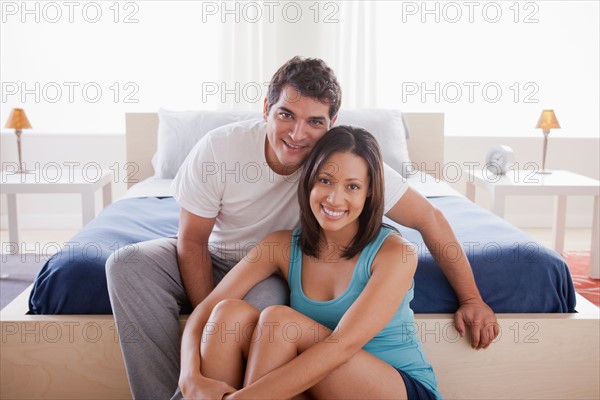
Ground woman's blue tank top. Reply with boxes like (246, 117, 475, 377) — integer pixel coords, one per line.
(288, 227, 441, 399)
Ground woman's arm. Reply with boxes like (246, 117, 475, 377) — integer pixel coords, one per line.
(229, 234, 417, 399)
(178, 231, 290, 398)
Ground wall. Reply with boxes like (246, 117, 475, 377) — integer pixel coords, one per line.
(2, 1, 598, 137)
(445, 136, 599, 228)
(1, 132, 597, 230)
(1, 1, 598, 233)
(0, 132, 126, 230)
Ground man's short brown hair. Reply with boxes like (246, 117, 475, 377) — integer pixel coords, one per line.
(267, 56, 342, 120)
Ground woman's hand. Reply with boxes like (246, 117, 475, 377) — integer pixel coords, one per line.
(180, 373, 236, 400)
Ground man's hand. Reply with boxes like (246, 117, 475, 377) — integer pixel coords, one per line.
(454, 298, 499, 349)
(180, 374, 236, 400)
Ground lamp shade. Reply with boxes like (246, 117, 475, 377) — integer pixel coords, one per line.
(4, 108, 32, 130)
(535, 109, 560, 132)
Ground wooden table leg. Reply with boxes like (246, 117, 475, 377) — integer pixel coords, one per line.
(6, 193, 19, 246)
(466, 182, 476, 202)
(102, 183, 113, 207)
(590, 196, 599, 279)
(552, 195, 567, 255)
(491, 191, 505, 218)
(81, 192, 95, 226)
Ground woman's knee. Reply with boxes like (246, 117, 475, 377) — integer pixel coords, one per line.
(204, 300, 260, 344)
(257, 306, 303, 339)
(259, 304, 296, 323)
(210, 299, 260, 324)
(258, 305, 331, 350)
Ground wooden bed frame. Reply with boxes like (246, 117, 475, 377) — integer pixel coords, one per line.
(1, 112, 598, 399)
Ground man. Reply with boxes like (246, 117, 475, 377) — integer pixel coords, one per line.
(107, 56, 497, 399)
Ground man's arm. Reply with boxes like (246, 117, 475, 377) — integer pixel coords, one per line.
(386, 187, 499, 349)
(177, 207, 217, 308)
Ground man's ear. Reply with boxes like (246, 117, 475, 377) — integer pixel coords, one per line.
(263, 98, 269, 121)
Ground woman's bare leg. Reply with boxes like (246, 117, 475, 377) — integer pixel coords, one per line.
(244, 305, 408, 399)
(200, 299, 259, 389)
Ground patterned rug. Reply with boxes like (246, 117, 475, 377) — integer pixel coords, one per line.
(563, 251, 600, 307)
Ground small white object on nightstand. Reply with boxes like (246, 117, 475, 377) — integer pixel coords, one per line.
(485, 145, 515, 175)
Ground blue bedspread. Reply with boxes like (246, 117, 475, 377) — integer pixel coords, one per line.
(29, 196, 576, 314)
(29, 197, 179, 314)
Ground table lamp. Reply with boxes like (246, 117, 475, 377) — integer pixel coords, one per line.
(4, 108, 33, 173)
(535, 109, 560, 174)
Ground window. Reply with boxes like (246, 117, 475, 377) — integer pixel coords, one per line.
(2, 1, 597, 138)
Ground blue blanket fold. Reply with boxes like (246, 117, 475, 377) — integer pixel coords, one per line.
(29, 197, 179, 314)
(29, 196, 576, 314)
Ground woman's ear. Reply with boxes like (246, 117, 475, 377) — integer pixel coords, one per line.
(330, 115, 338, 128)
(263, 98, 269, 121)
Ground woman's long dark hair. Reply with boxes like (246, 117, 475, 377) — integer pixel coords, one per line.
(297, 125, 385, 259)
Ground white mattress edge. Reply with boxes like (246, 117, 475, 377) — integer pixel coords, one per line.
(120, 177, 175, 200)
(120, 172, 462, 201)
(405, 171, 463, 198)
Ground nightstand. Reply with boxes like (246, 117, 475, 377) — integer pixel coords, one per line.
(465, 169, 600, 278)
(1, 169, 113, 247)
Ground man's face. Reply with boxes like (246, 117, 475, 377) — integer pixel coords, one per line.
(264, 86, 336, 175)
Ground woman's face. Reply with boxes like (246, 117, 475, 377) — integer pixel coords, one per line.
(309, 151, 370, 235)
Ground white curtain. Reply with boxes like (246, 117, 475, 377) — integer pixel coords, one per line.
(216, 1, 379, 111)
(4, 1, 595, 137)
(331, 1, 378, 109)
(218, 11, 266, 111)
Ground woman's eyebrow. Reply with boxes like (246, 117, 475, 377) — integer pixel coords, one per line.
(318, 171, 334, 177)
(345, 177, 365, 183)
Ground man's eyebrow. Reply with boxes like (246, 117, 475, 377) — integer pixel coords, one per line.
(307, 115, 328, 123)
(278, 106, 328, 121)
(277, 106, 295, 115)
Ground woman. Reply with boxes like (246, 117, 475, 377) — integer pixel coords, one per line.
(178, 126, 441, 400)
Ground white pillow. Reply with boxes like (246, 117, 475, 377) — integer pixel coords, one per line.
(153, 108, 261, 178)
(335, 109, 411, 176)
(152, 108, 411, 178)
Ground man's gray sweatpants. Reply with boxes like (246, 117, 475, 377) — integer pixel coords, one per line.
(105, 237, 290, 400)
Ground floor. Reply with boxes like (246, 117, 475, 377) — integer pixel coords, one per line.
(519, 228, 593, 251)
(0, 229, 82, 256)
(0, 227, 593, 254)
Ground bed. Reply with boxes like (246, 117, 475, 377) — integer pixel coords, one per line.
(1, 111, 598, 399)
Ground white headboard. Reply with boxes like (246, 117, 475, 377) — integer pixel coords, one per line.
(125, 112, 444, 187)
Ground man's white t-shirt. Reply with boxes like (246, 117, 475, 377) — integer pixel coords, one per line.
(173, 119, 408, 261)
